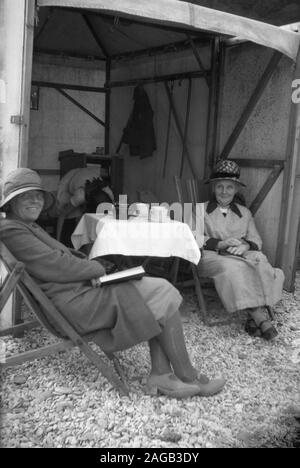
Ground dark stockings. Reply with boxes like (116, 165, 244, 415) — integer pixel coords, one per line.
(149, 311, 197, 382)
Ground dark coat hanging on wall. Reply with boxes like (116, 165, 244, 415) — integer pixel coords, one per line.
(122, 85, 156, 159)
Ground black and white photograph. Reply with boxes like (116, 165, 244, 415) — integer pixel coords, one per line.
(0, 0, 299, 451)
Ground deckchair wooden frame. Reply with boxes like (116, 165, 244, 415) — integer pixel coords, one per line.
(0, 240, 129, 396)
(173, 176, 275, 326)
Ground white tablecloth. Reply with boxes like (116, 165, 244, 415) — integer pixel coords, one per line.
(72, 214, 201, 265)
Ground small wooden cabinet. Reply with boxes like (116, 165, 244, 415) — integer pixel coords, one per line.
(58, 150, 124, 197)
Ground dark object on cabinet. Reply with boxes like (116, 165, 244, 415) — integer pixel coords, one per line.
(58, 150, 124, 197)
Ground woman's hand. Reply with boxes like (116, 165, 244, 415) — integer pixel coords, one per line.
(91, 278, 102, 288)
(217, 238, 242, 250)
(227, 243, 250, 256)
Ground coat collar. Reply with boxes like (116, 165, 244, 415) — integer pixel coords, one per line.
(206, 198, 243, 218)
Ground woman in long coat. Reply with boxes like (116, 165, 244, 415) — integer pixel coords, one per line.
(0, 168, 225, 399)
(198, 160, 284, 340)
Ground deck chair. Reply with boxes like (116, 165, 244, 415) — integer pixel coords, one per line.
(173, 175, 224, 325)
(0, 240, 129, 396)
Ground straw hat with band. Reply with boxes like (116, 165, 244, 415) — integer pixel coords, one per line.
(0, 168, 55, 211)
(205, 160, 246, 187)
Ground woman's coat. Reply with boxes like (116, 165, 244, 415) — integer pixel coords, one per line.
(198, 201, 284, 313)
(0, 219, 181, 352)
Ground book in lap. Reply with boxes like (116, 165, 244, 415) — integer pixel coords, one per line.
(99, 266, 145, 286)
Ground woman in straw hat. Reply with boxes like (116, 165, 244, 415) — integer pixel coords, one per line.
(198, 160, 284, 340)
(0, 168, 225, 398)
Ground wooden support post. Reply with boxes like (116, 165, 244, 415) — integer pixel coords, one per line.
(34, 47, 105, 61)
(105, 58, 111, 154)
(232, 158, 285, 168)
(204, 38, 222, 178)
(275, 47, 300, 291)
(162, 82, 174, 178)
(19, 0, 35, 167)
(220, 51, 282, 160)
(164, 82, 197, 178)
(56, 88, 105, 127)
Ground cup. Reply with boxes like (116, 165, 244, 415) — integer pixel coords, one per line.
(129, 203, 149, 218)
(150, 206, 169, 223)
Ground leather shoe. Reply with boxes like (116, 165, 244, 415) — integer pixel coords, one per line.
(193, 376, 226, 396)
(259, 320, 278, 340)
(146, 373, 201, 398)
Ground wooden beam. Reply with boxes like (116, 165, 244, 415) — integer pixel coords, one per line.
(164, 82, 197, 178)
(232, 158, 285, 168)
(108, 69, 209, 89)
(56, 88, 105, 127)
(220, 51, 282, 159)
(34, 47, 106, 62)
(32, 80, 106, 93)
(82, 13, 108, 57)
(111, 37, 210, 62)
(249, 165, 283, 215)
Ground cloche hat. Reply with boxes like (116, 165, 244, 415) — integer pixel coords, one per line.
(205, 160, 246, 187)
(0, 168, 55, 210)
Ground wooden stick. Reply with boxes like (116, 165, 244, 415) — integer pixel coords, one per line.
(57, 88, 105, 127)
(249, 165, 283, 215)
(0, 263, 24, 312)
(179, 78, 192, 177)
(32, 81, 106, 93)
(164, 82, 197, 178)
